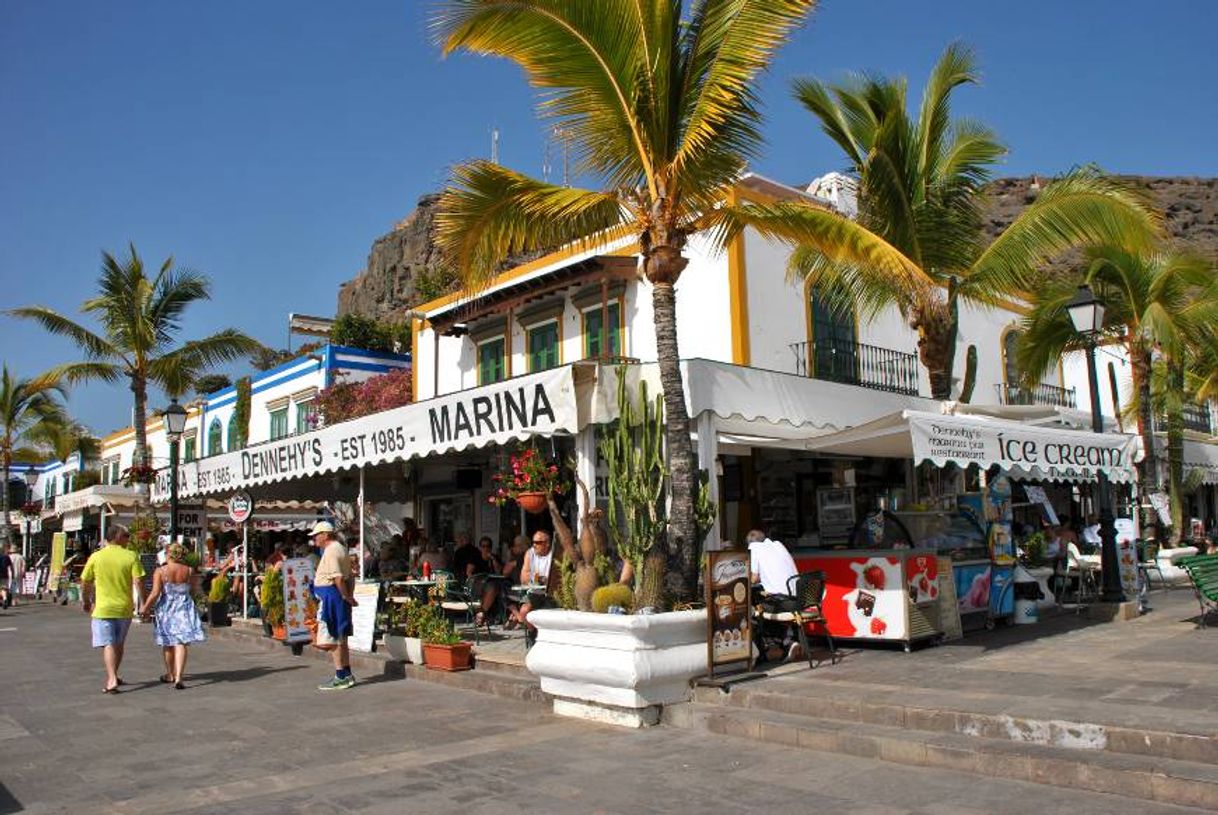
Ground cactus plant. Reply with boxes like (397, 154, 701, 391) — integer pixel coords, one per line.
(959, 344, 978, 403)
(591, 583, 635, 613)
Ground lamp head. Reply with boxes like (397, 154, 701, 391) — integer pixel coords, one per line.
(1066, 284, 1106, 338)
(162, 399, 188, 441)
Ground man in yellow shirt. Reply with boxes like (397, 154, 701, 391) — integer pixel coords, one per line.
(81, 525, 146, 694)
(309, 521, 358, 691)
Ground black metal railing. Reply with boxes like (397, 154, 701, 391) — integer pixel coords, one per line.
(1156, 403, 1214, 434)
(790, 337, 920, 396)
(995, 382, 1078, 409)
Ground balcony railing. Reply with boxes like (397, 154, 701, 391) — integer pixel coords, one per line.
(995, 382, 1078, 409)
(1156, 403, 1214, 435)
(790, 338, 920, 396)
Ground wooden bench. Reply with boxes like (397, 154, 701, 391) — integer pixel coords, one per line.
(1179, 554, 1218, 628)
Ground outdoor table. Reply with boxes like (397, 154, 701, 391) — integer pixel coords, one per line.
(393, 579, 437, 603)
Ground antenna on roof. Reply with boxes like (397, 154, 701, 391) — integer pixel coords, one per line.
(491, 127, 500, 165)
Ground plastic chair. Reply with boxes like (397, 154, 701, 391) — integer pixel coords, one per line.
(439, 573, 491, 644)
(1066, 542, 1098, 609)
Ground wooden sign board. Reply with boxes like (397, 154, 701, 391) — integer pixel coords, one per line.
(705, 550, 752, 677)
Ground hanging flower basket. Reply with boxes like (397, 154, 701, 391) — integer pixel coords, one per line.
(488, 445, 569, 512)
(516, 492, 549, 514)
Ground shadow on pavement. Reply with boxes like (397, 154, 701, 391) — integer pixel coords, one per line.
(0, 782, 20, 815)
(186, 664, 307, 686)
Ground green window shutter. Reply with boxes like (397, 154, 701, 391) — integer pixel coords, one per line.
(528, 322, 559, 372)
(478, 338, 505, 385)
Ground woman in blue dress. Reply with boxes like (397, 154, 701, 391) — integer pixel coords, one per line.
(139, 542, 206, 689)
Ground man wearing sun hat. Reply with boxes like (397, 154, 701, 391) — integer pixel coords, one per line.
(309, 520, 358, 690)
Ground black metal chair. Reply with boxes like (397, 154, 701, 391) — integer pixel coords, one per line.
(755, 571, 838, 669)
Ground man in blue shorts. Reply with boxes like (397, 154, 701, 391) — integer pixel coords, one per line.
(81, 525, 146, 694)
(309, 521, 358, 690)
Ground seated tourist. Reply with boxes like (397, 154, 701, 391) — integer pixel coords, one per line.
(451, 532, 487, 578)
(512, 530, 555, 634)
(747, 529, 798, 597)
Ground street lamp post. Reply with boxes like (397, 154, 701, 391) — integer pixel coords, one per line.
(22, 468, 37, 561)
(1066, 284, 1125, 603)
(162, 399, 188, 543)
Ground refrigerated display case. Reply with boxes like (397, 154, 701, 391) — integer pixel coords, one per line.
(792, 549, 942, 651)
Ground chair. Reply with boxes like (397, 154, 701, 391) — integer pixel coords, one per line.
(439, 573, 492, 644)
(1065, 542, 1098, 609)
(1138, 540, 1165, 590)
(755, 572, 838, 669)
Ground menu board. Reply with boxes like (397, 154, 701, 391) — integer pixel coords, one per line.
(705, 550, 751, 675)
(349, 581, 381, 653)
(281, 557, 315, 644)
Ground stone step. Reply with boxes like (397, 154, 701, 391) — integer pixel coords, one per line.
(665, 702, 1218, 811)
(471, 651, 532, 681)
(404, 663, 546, 704)
(693, 683, 1218, 766)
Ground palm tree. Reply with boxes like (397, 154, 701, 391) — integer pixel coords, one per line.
(730, 43, 1162, 399)
(1017, 248, 1216, 539)
(0, 367, 68, 547)
(10, 245, 259, 483)
(431, 0, 817, 599)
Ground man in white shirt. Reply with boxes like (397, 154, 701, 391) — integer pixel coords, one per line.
(747, 530, 799, 597)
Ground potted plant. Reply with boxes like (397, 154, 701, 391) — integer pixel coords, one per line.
(488, 445, 569, 515)
(261, 567, 285, 640)
(525, 371, 715, 725)
(383, 598, 426, 663)
(208, 574, 231, 628)
(419, 607, 471, 671)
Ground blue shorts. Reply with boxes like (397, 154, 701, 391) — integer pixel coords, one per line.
(314, 585, 352, 644)
(91, 618, 132, 648)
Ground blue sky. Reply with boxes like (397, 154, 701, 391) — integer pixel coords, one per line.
(2, 1, 1215, 436)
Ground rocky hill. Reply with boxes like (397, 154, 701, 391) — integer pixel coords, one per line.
(337, 176, 1218, 320)
(336, 193, 447, 321)
(984, 176, 1218, 255)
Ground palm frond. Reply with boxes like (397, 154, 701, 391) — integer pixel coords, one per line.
(791, 76, 865, 166)
(45, 361, 125, 386)
(725, 199, 933, 320)
(147, 331, 261, 393)
(915, 42, 979, 182)
(433, 0, 656, 190)
(674, 0, 814, 175)
(968, 168, 1162, 299)
(6, 306, 118, 360)
(149, 268, 212, 346)
(436, 160, 627, 287)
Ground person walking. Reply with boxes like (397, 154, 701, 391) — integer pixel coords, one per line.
(80, 525, 145, 694)
(310, 521, 358, 691)
(139, 542, 206, 689)
(0, 545, 11, 609)
(7, 544, 26, 606)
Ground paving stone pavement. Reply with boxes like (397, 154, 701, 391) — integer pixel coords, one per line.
(752, 586, 1218, 737)
(1, 601, 1212, 815)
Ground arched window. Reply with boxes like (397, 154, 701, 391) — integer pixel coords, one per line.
(809, 285, 858, 383)
(207, 419, 223, 457)
(1002, 329, 1022, 385)
(226, 418, 241, 452)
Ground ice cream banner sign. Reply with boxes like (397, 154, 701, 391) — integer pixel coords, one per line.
(908, 414, 1138, 483)
(152, 366, 578, 501)
(705, 550, 752, 675)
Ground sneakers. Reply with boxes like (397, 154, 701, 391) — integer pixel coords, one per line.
(317, 675, 356, 691)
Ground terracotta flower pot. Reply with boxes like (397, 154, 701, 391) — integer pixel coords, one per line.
(516, 492, 548, 514)
(271, 623, 287, 641)
(422, 641, 472, 672)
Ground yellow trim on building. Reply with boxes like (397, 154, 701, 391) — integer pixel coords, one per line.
(410, 318, 422, 401)
(726, 191, 751, 366)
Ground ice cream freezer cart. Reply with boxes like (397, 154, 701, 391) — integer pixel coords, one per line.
(791, 549, 943, 651)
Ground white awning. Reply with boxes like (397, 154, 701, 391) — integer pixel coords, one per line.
(154, 366, 579, 502)
(1177, 439, 1218, 485)
(54, 485, 143, 515)
(805, 410, 1140, 483)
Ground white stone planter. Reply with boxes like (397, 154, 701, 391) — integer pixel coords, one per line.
(526, 609, 707, 719)
(1156, 546, 1199, 586)
(383, 634, 424, 663)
